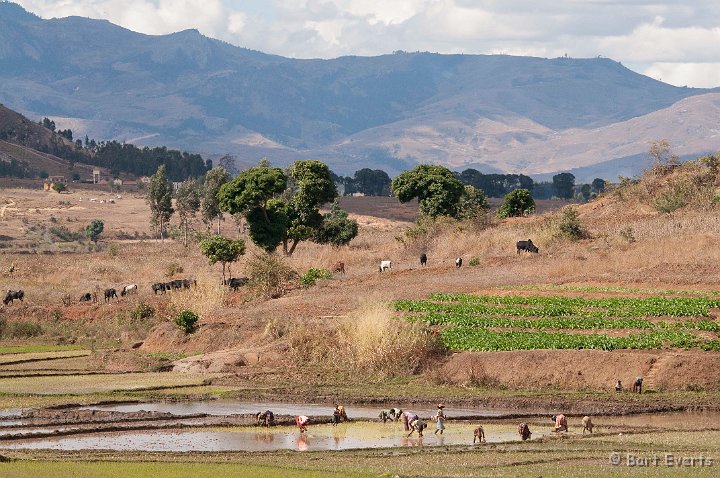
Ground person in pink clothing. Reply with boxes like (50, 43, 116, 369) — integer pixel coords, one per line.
(400, 411, 418, 431)
(296, 415, 310, 433)
(552, 414, 568, 432)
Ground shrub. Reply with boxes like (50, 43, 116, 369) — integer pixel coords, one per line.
(107, 242, 120, 257)
(300, 268, 332, 287)
(497, 189, 535, 218)
(619, 226, 636, 243)
(246, 253, 298, 299)
(558, 206, 584, 240)
(4, 321, 43, 338)
(130, 302, 155, 322)
(468, 257, 481, 267)
(175, 309, 199, 334)
(164, 261, 184, 278)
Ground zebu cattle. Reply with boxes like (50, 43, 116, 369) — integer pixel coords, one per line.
(120, 284, 138, 296)
(104, 288, 118, 303)
(379, 260, 392, 272)
(516, 239, 539, 254)
(420, 253, 427, 266)
(333, 261, 345, 275)
(3, 290, 24, 305)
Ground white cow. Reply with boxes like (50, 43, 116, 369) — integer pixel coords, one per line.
(379, 260, 392, 272)
(120, 284, 138, 297)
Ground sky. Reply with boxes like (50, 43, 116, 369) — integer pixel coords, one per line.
(12, 0, 720, 88)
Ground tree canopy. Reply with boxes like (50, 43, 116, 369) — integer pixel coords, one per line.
(199, 235, 246, 282)
(392, 165, 465, 218)
(85, 219, 104, 244)
(218, 159, 350, 255)
(201, 167, 231, 234)
(553, 173, 576, 199)
(497, 189, 536, 218)
(146, 165, 174, 239)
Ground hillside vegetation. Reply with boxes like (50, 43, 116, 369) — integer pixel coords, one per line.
(2, 153, 720, 393)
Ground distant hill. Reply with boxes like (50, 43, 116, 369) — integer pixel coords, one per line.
(1, 2, 719, 181)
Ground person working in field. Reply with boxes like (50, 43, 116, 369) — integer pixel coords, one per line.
(434, 404, 446, 435)
(633, 376, 643, 394)
(332, 404, 348, 425)
(407, 417, 427, 437)
(296, 415, 310, 433)
(615, 380, 623, 392)
(401, 410, 417, 431)
(518, 422, 532, 440)
(552, 414, 568, 432)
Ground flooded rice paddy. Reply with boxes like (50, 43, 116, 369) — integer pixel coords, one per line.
(78, 400, 530, 419)
(2, 400, 719, 453)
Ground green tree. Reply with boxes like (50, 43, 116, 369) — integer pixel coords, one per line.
(52, 182, 67, 193)
(175, 179, 201, 247)
(553, 173, 576, 199)
(392, 165, 465, 218)
(498, 189, 536, 218)
(591, 178, 606, 194)
(85, 219, 104, 244)
(146, 164, 174, 240)
(199, 235, 246, 282)
(456, 185, 489, 220)
(580, 184, 592, 202)
(353, 168, 391, 196)
(313, 201, 359, 247)
(201, 167, 231, 234)
(218, 159, 341, 256)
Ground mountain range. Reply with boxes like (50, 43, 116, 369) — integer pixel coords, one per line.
(1, 1, 719, 182)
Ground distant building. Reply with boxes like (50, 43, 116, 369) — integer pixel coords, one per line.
(92, 169, 101, 184)
(112, 178, 123, 186)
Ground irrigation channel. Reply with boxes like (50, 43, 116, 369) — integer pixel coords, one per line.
(1, 401, 719, 452)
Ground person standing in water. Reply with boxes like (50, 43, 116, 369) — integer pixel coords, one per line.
(434, 404, 446, 435)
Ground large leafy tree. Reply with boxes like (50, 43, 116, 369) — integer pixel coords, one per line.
(456, 185, 489, 220)
(353, 168, 391, 196)
(146, 165, 174, 240)
(199, 235, 246, 282)
(497, 189, 536, 218)
(176, 179, 201, 247)
(218, 159, 345, 255)
(553, 173, 576, 200)
(202, 167, 231, 234)
(313, 201, 359, 247)
(392, 165, 465, 218)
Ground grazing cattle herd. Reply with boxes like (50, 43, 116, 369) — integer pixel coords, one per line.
(2, 239, 540, 307)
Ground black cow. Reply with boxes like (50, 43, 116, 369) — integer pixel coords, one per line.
(79, 292, 92, 302)
(151, 283, 166, 294)
(420, 253, 427, 266)
(171, 279, 183, 290)
(181, 279, 196, 289)
(226, 277, 249, 291)
(3, 290, 24, 305)
(516, 239, 539, 254)
(164, 282, 174, 291)
(104, 288, 118, 303)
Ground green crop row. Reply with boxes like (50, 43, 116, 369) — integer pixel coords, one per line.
(407, 313, 720, 332)
(509, 284, 720, 297)
(440, 328, 701, 352)
(417, 294, 720, 317)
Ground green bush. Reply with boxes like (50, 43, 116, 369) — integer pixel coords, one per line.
(246, 253, 298, 299)
(175, 310, 199, 334)
(300, 267, 333, 287)
(468, 257, 481, 267)
(497, 189, 535, 218)
(558, 206, 584, 240)
(130, 302, 155, 322)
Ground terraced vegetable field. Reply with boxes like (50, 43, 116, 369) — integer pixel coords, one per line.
(396, 293, 720, 351)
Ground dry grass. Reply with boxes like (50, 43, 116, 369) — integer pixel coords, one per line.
(287, 301, 441, 376)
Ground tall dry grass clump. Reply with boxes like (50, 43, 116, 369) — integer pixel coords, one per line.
(339, 302, 440, 375)
(167, 275, 228, 318)
(246, 253, 298, 299)
(286, 302, 441, 377)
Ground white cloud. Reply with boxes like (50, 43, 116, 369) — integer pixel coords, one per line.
(13, 0, 720, 87)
